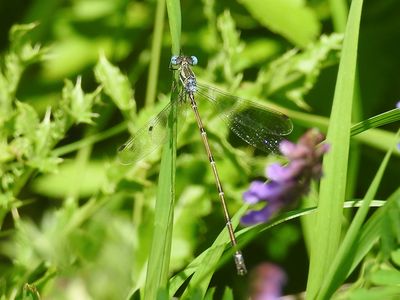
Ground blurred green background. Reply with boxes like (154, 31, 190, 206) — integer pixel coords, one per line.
(0, 0, 399, 299)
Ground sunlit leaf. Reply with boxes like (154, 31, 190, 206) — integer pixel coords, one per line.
(94, 54, 135, 111)
(32, 160, 107, 198)
(15, 101, 40, 137)
(238, 0, 320, 47)
(61, 77, 100, 125)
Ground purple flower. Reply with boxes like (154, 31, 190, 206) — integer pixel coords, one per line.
(248, 263, 287, 300)
(396, 101, 400, 109)
(241, 129, 329, 225)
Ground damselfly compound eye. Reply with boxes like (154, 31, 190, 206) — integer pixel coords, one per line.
(171, 55, 179, 65)
(190, 56, 198, 65)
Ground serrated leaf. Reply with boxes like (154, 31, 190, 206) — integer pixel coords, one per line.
(217, 10, 244, 59)
(9, 23, 38, 47)
(238, 0, 320, 47)
(15, 101, 40, 137)
(62, 77, 100, 125)
(94, 54, 135, 111)
(34, 109, 57, 153)
(7, 23, 48, 87)
(216, 10, 244, 85)
(27, 108, 63, 172)
(259, 33, 342, 109)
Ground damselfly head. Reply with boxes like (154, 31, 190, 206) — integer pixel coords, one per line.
(170, 55, 198, 66)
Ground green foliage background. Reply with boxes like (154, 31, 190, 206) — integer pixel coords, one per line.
(0, 0, 399, 299)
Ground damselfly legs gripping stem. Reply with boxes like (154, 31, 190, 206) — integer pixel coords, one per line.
(118, 55, 293, 275)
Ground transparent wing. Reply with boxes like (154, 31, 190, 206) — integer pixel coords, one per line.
(118, 100, 185, 165)
(196, 83, 293, 153)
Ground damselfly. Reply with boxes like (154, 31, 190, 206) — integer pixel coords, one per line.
(118, 55, 293, 275)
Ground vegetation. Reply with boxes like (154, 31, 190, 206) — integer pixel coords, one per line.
(0, 0, 399, 299)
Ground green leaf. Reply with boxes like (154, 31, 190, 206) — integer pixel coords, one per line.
(28, 109, 63, 172)
(22, 283, 41, 300)
(370, 269, 400, 286)
(1, 23, 47, 112)
(392, 249, 400, 267)
(281, 106, 400, 155)
(62, 77, 100, 125)
(214, 10, 245, 88)
(221, 287, 234, 300)
(9, 23, 38, 47)
(10, 104, 64, 172)
(306, 1, 364, 298)
(0, 71, 11, 121)
(31, 160, 106, 198)
(204, 288, 216, 300)
(15, 101, 40, 137)
(347, 287, 400, 300)
(166, 0, 181, 55)
(238, 0, 321, 47)
(144, 71, 178, 300)
(217, 10, 244, 66)
(237, 39, 281, 70)
(145, 0, 166, 107)
(143, 1, 181, 298)
(351, 108, 400, 136)
(259, 33, 342, 109)
(317, 130, 398, 298)
(171, 186, 211, 270)
(94, 54, 135, 111)
(349, 188, 400, 276)
(9, 23, 48, 64)
(171, 205, 248, 299)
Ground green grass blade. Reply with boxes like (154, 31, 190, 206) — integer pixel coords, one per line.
(166, 0, 181, 55)
(180, 205, 247, 299)
(306, 0, 364, 298)
(169, 206, 319, 297)
(169, 205, 248, 298)
(350, 187, 400, 274)
(143, 78, 179, 297)
(52, 122, 127, 156)
(329, 0, 348, 32)
(145, 0, 165, 107)
(351, 108, 400, 136)
(143, 104, 177, 298)
(317, 130, 400, 299)
(282, 106, 400, 142)
(144, 1, 181, 297)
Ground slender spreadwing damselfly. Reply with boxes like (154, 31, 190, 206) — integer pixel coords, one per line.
(118, 55, 293, 275)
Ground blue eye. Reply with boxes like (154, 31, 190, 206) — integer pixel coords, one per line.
(171, 56, 179, 65)
(190, 56, 198, 65)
